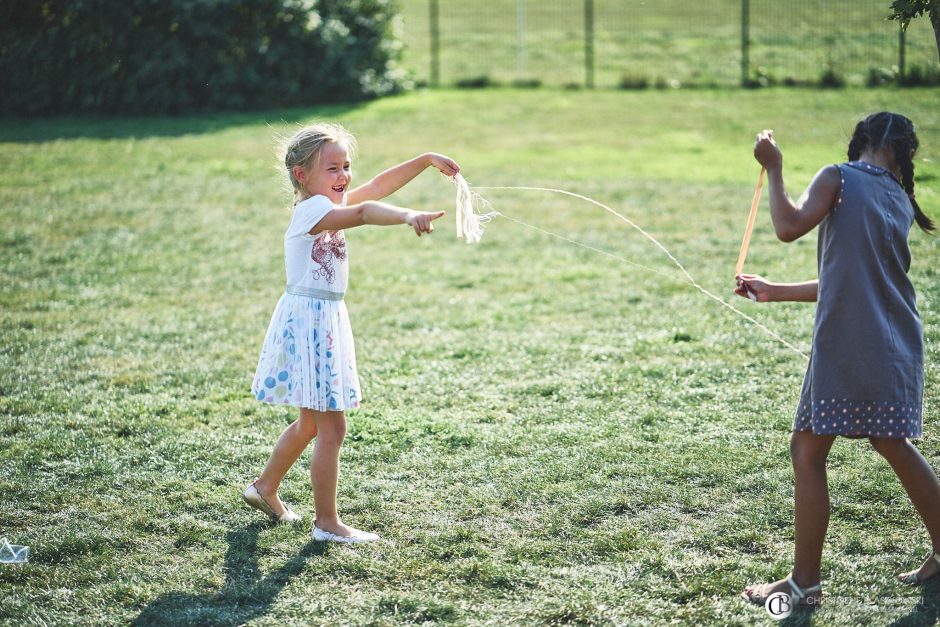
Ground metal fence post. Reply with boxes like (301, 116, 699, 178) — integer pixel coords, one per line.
(429, 0, 440, 87)
(898, 27, 906, 84)
(741, 0, 750, 86)
(517, 0, 527, 81)
(584, 0, 594, 88)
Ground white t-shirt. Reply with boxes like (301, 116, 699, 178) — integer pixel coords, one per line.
(284, 194, 349, 296)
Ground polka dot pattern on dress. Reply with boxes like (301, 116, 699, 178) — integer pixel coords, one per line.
(793, 397, 921, 439)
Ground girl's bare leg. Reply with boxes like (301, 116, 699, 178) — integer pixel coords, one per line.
(253, 410, 318, 515)
(791, 431, 837, 588)
(743, 430, 834, 602)
(308, 410, 361, 536)
(870, 437, 940, 581)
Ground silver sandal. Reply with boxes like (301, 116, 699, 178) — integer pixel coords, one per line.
(742, 574, 823, 608)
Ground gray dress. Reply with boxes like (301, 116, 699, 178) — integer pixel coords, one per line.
(794, 161, 924, 439)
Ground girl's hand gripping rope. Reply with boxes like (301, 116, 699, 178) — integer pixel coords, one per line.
(735, 274, 772, 302)
(753, 130, 782, 170)
(427, 153, 461, 177)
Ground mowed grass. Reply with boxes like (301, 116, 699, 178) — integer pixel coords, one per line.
(396, 0, 940, 87)
(1, 88, 940, 625)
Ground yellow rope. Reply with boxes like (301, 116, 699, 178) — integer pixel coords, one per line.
(735, 167, 766, 276)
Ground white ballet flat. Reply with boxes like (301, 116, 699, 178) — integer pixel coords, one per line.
(242, 481, 302, 524)
(311, 524, 379, 544)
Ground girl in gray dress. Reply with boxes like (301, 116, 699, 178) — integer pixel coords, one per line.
(737, 113, 938, 609)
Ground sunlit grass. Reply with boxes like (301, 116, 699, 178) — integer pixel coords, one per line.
(1, 87, 939, 624)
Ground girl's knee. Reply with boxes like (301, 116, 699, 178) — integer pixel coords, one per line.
(296, 416, 318, 440)
(790, 433, 832, 472)
(314, 411, 346, 443)
(791, 448, 826, 474)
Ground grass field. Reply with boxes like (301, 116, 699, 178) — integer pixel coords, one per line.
(2, 87, 940, 625)
(396, 0, 940, 88)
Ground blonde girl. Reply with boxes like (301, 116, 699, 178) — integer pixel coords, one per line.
(244, 122, 460, 543)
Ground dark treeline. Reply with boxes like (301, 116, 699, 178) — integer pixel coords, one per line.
(0, 0, 405, 117)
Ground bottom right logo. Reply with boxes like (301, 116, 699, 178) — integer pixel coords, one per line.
(765, 591, 794, 620)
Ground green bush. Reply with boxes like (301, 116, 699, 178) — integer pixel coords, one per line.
(511, 78, 542, 89)
(866, 66, 899, 87)
(618, 74, 649, 90)
(742, 66, 777, 89)
(818, 67, 846, 88)
(454, 75, 497, 89)
(900, 64, 940, 86)
(0, 0, 406, 116)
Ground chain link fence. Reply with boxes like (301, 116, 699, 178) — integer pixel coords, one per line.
(397, 0, 939, 88)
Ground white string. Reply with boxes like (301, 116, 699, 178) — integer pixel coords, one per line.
(496, 213, 679, 280)
(457, 179, 808, 359)
(454, 173, 674, 278)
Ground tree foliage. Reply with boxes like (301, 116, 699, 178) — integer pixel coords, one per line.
(889, 0, 940, 61)
(889, 0, 938, 27)
(0, 0, 406, 116)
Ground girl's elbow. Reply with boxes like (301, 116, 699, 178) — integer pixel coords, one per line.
(775, 227, 798, 243)
(353, 204, 368, 226)
(774, 221, 804, 242)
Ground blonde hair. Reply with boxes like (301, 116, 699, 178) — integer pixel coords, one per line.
(282, 122, 357, 206)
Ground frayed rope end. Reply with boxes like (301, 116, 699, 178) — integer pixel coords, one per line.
(453, 173, 500, 244)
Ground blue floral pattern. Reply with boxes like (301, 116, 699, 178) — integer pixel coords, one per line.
(252, 294, 360, 411)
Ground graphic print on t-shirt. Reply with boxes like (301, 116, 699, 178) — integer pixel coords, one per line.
(311, 231, 347, 284)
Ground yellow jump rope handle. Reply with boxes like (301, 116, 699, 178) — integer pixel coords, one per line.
(734, 168, 767, 302)
(735, 167, 766, 278)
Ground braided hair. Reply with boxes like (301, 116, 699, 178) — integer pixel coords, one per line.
(847, 112, 934, 233)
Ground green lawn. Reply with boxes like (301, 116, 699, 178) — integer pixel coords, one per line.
(2, 87, 940, 625)
(396, 0, 940, 88)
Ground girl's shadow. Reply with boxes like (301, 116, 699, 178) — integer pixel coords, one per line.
(773, 578, 940, 627)
(133, 522, 327, 626)
(891, 578, 940, 627)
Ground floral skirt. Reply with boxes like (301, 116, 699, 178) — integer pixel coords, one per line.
(252, 293, 361, 411)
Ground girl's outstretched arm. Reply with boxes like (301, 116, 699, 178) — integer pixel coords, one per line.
(735, 274, 818, 302)
(312, 201, 445, 237)
(347, 153, 460, 205)
(754, 130, 840, 242)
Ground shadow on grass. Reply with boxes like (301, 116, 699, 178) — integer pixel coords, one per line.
(770, 578, 940, 626)
(779, 605, 817, 626)
(891, 577, 940, 626)
(133, 522, 327, 626)
(0, 102, 368, 143)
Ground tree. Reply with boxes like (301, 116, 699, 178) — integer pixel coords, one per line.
(889, 0, 940, 62)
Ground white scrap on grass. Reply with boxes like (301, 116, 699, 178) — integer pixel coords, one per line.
(0, 538, 29, 564)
